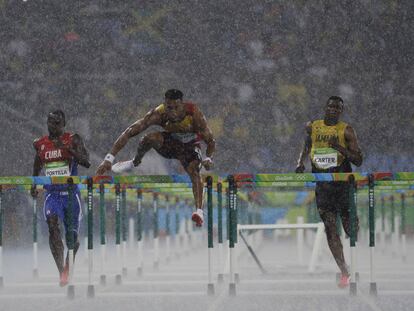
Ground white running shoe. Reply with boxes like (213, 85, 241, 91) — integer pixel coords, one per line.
(191, 208, 204, 227)
(112, 160, 135, 174)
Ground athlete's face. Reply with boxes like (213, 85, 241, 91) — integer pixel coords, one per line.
(165, 98, 185, 122)
(324, 100, 343, 122)
(47, 113, 65, 137)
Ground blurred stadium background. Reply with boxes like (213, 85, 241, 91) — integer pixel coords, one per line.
(1, 0, 412, 176)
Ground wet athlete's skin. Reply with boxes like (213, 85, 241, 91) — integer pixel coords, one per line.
(295, 98, 363, 278)
(31, 112, 90, 276)
(96, 96, 216, 213)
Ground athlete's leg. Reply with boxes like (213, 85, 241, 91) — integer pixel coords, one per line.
(316, 184, 348, 275)
(133, 132, 164, 166)
(318, 209, 348, 275)
(46, 215, 65, 273)
(184, 160, 203, 210)
(63, 193, 81, 266)
(336, 183, 359, 238)
(64, 231, 80, 266)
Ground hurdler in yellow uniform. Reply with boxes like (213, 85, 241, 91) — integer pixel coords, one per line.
(295, 96, 363, 288)
(310, 120, 350, 172)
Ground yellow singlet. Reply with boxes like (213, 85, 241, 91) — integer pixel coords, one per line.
(310, 120, 348, 170)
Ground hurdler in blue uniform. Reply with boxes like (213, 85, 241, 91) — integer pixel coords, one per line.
(31, 110, 90, 286)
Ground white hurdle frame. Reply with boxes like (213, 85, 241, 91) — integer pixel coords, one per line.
(237, 222, 325, 273)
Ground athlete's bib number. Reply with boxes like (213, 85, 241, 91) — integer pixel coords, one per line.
(45, 161, 70, 177)
(313, 148, 338, 170)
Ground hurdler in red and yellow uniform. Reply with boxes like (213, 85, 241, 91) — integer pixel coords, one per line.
(152, 101, 203, 167)
(96, 89, 216, 227)
(32, 110, 90, 287)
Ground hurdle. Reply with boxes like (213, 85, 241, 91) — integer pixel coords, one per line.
(223, 172, 412, 297)
(0, 172, 413, 300)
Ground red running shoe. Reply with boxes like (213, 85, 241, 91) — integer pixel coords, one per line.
(191, 209, 204, 227)
(338, 274, 350, 288)
(59, 264, 69, 287)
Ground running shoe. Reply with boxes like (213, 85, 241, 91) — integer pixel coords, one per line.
(112, 160, 134, 173)
(191, 209, 204, 227)
(338, 274, 350, 288)
(59, 264, 69, 287)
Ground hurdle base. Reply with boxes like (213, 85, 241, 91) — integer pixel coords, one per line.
(115, 274, 122, 285)
(229, 283, 236, 296)
(0, 276, 4, 289)
(355, 272, 360, 282)
(349, 282, 357, 296)
(217, 274, 224, 284)
(207, 283, 215, 296)
(100, 275, 106, 286)
(33, 269, 39, 280)
(137, 267, 143, 277)
(67, 285, 75, 299)
(369, 283, 377, 297)
(87, 285, 95, 298)
(122, 268, 128, 278)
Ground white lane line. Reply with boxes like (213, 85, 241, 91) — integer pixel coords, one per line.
(237, 290, 349, 296)
(379, 290, 414, 295)
(39, 272, 208, 278)
(96, 291, 205, 297)
(0, 293, 64, 299)
(3, 282, 89, 287)
(123, 280, 205, 285)
(0, 291, 205, 300)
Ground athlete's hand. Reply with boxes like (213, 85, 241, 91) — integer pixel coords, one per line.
(295, 164, 305, 173)
(96, 160, 112, 175)
(202, 157, 213, 171)
(328, 137, 340, 150)
(30, 184, 39, 198)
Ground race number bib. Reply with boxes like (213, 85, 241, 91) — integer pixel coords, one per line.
(45, 161, 70, 177)
(171, 133, 198, 144)
(313, 148, 338, 170)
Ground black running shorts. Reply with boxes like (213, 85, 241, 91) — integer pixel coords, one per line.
(155, 132, 202, 168)
(315, 182, 350, 214)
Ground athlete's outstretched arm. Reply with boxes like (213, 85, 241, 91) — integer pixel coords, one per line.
(96, 109, 162, 174)
(295, 122, 312, 173)
(70, 134, 91, 168)
(330, 126, 363, 167)
(31, 144, 43, 197)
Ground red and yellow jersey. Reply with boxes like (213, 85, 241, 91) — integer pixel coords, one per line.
(33, 133, 77, 177)
(155, 102, 201, 143)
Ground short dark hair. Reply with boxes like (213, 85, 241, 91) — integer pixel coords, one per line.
(327, 96, 344, 105)
(49, 110, 66, 126)
(165, 89, 183, 100)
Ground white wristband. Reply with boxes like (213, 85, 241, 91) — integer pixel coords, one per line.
(104, 153, 115, 164)
(204, 157, 212, 162)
